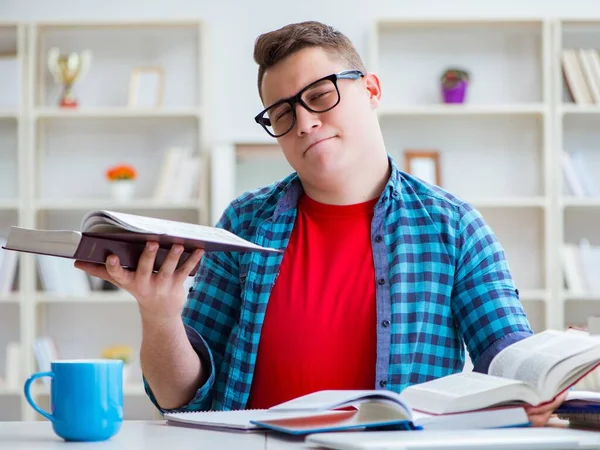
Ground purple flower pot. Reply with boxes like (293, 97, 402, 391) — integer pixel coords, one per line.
(442, 80, 468, 104)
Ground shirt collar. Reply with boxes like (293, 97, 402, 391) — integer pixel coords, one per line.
(272, 154, 402, 219)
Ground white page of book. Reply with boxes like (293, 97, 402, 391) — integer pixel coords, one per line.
(403, 372, 522, 399)
(489, 330, 599, 392)
(83, 210, 269, 249)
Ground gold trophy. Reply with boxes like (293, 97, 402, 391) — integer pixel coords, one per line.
(47, 47, 92, 108)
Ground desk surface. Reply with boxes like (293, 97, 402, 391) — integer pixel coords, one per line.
(0, 419, 593, 449)
(0, 420, 311, 450)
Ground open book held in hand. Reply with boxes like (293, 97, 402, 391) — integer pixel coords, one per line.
(2, 210, 281, 276)
(163, 389, 529, 435)
(399, 329, 600, 415)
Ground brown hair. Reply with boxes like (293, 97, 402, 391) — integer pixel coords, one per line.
(253, 21, 366, 100)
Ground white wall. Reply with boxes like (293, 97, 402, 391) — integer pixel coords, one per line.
(2, 0, 599, 143)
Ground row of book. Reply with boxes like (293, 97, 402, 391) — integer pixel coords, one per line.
(153, 146, 203, 202)
(562, 151, 598, 197)
(562, 48, 600, 105)
(562, 239, 600, 293)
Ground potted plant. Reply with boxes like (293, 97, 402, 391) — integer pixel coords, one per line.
(101, 345, 134, 383)
(440, 67, 470, 104)
(106, 164, 137, 202)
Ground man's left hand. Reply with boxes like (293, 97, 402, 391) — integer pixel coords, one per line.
(524, 390, 568, 427)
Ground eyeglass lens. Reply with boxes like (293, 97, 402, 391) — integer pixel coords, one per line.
(262, 78, 339, 136)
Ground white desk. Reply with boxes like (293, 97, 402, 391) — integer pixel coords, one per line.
(0, 420, 312, 449)
(0, 419, 595, 449)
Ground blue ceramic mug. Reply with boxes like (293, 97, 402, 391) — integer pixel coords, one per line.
(24, 359, 124, 442)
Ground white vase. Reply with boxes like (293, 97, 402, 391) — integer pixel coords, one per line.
(110, 180, 136, 202)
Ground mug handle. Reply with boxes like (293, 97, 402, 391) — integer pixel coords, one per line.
(24, 371, 54, 422)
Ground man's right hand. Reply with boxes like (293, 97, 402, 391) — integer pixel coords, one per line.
(74, 242, 204, 322)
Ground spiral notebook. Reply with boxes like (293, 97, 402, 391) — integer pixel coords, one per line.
(163, 390, 416, 433)
(163, 389, 529, 435)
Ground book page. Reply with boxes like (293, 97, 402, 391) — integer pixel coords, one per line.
(399, 372, 538, 414)
(81, 210, 278, 251)
(402, 372, 522, 399)
(488, 330, 600, 393)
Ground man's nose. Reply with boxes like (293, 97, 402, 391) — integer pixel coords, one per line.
(295, 104, 321, 136)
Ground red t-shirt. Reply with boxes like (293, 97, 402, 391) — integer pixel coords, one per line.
(247, 193, 378, 409)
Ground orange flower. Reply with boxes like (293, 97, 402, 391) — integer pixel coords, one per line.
(106, 164, 136, 181)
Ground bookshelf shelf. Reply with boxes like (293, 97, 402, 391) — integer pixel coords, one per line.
(35, 292, 135, 304)
(561, 198, 600, 208)
(34, 107, 202, 120)
(564, 292, 600, 301)
(0, 110, 18, 119)
(0, 294, 20, 303)
(33, 199, 203, 211)
(469, 197, 547, 209)
(519, 290, 549, 301)
(0, 200, 19, 210)
(0, 386, 21, 396)
(560, 105, 600, 115)
(378, 104, 546, 117)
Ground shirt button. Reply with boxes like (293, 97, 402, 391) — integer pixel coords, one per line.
(379, 380, 387, 388)
(378, 278, 386, 285)
(188, 287, 193, 293)
(375, 235, 383, 243)
(381, 319, 390, 328)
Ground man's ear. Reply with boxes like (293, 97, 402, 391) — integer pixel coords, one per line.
(364, 72, 382, 109)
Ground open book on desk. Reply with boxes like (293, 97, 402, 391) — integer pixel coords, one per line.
(163, 389, 529, 435)
(399, 329, 600, 415)
(2, 209, 281, 276)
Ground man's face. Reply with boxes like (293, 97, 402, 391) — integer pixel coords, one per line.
(260, 47, 381, 185)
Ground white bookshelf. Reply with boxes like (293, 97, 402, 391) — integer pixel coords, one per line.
(553, 19, 600, 332)
(0, 20, 210, 421)
(368, 18, 553, 334)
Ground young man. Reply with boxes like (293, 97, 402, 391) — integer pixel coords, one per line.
(75, 21, 566, 426)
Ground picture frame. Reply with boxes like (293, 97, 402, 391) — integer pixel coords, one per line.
(403, 150, 442, 186)
(128, 66, 165, 108)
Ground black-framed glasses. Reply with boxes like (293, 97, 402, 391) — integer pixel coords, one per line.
(254, 69, 365, 138)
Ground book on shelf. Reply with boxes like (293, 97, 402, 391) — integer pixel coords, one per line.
(2, 210, 281, 276)
(562, 239, 600, 294)
(398, 329, 600, 415)
(0, 239, 18, 294)
(562, 48, 600, 105)
(163, 389, 529, 435)
(153, 147, 203, 202)
(561, 151, 598, 198)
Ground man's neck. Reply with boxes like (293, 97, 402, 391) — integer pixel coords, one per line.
(301, 152, 390, 205)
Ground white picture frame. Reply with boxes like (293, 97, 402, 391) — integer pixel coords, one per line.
(128, 66, 165, 108)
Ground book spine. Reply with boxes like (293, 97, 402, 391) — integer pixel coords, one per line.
(73, 236, 200, 276)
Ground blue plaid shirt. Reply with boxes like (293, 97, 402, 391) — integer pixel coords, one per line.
(146, 155, 533, 412)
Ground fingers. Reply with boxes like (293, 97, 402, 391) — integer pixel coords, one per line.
(135, 241, 160, 285)
(105, 254, 134, 286)
(155, 244, 185, 281)
(174, 248, 204, 282)
(528, 411, 553, 427)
